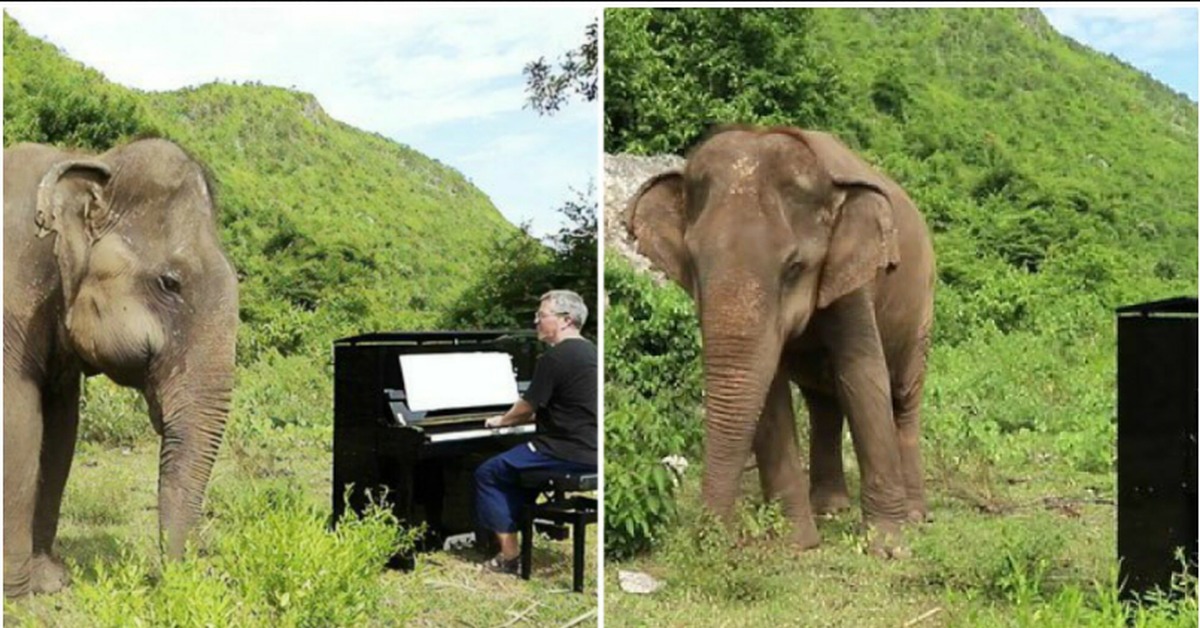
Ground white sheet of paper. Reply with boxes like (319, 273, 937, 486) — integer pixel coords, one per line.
(399, 352, 519, 412)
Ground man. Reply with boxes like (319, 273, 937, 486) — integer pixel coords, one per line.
(474, 289, 597, 574)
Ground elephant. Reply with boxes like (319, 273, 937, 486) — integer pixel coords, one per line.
(4, 139, 239, 596)
(624, 126, 934, 556)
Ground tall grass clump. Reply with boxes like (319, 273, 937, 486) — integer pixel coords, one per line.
(658, 497, 794, 603)
(71, 484, 418, 627)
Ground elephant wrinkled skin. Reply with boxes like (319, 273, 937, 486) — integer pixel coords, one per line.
(625, 126, 935, 556)
(4, 139, 239, 597)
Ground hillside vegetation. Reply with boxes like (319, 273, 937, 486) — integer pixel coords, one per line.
(604, 8, 1196, 626)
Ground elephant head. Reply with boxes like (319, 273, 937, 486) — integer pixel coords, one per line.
(36, 139, 238, 559)
(625, 126, 902, 522)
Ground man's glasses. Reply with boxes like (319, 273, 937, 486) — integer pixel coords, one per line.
(534, 311, 568, 325)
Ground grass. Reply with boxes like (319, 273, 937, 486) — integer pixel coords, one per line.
(4, 432, 598, 627)
(603, 436, 1197, 627)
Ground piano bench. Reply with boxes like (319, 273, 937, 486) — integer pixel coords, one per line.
(518, 471, 598, 593)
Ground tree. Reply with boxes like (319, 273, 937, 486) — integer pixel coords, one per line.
(604, 8, 847, 155)
(445, 20, 600, 336)
(523, 18, 598, 115)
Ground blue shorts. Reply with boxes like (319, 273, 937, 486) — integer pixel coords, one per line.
(474, 443, 596, 533)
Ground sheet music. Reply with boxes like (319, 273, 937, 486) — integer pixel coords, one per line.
(399, 352, 519, 412)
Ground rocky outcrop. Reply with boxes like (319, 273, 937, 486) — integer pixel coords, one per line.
(603, 153, 685, 282)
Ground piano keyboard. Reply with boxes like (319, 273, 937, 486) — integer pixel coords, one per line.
(427, 424, 536, 444)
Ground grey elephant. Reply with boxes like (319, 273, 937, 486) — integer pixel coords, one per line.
(625, 126, 934, 556)
(4, 139, 239, 597)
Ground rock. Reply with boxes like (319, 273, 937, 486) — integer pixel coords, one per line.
(603, 153, 686, 284)
(617, 569, 665, 594)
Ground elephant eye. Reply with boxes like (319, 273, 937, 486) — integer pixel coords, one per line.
(158, 273, 182, 295)
(783, 259, 806, 283)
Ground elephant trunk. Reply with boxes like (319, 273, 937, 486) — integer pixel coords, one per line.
(148, 306, 236, 560)
(697, 274, 782, 523)
(155, 369, 232, 560)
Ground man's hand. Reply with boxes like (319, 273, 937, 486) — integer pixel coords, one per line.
(485, 415, 506, 428)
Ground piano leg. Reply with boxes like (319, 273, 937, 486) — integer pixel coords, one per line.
(521, 509, 534, 581)
(572, 512, 586, 592)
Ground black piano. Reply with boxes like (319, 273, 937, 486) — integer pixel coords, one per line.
(331, 331, 540, 564)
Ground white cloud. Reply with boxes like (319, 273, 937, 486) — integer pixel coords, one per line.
(1043, 7, 1197, 60)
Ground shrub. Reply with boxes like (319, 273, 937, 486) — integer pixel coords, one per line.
(72, 483, 418, 627)
(604, 256, 705, 558)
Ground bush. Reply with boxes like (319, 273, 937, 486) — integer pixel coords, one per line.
(72, 483, 419, 627)
(604, 256, 705, 558)
(445, 188, 599, 339)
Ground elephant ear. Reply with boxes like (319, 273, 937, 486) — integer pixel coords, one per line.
(625, 171, 693, 293)
(35, 159, 114, 301)
(800, 131, 901, 309)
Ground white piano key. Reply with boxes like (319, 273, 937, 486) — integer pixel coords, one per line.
(427, 424, 536, 443)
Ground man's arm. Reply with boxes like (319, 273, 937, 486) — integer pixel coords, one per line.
(484, 398, 536, 428)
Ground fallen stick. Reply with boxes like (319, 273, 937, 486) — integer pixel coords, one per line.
(560, 608, 598, 628)
(497, 602, 541, 628)
(903, 607, 943, 627)
(425, 579, 478, 592)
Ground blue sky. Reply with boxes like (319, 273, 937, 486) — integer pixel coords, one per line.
(3, 6, 1195, 238)
(1042, 7, 1198, 101)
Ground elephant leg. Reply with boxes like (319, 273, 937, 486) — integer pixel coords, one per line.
(31, 374, 81, 594)
(4, 376, 44, 597)
(754, 371, 820, 549)
(894, 396, 926, 523)
(800, 387, 851, 515)
(893, 368, 929, 524)
(820, 292, 908, 558)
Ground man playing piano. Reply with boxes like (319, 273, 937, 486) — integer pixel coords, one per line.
(475, 289, 597, 574)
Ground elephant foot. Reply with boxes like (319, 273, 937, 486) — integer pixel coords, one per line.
(30, 554, 71, 595)
(906, 501, 930, 524)
(863, 518, 909, 560)
(810, 485, 851, 515)
(790, 518, 821, 550)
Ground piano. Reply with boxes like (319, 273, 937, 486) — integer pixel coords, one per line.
(331, 330, 540, 564)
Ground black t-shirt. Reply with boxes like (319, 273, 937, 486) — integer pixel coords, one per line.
(523, 337, 597, 466)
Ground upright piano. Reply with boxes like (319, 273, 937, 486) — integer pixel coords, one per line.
(331, 331, 540, 563)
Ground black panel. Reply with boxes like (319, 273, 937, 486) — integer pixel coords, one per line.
(1117, 299, 1198, 600)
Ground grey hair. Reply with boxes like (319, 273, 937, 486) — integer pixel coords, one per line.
(541, 289, 588, 329)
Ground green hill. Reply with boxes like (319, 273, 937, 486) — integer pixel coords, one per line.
(4, 13, 520, 367)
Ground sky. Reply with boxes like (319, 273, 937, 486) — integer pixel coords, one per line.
(1042, 6, 1198, 101)
(3, 6, 1196, 237)
(4, 4, 598, 239)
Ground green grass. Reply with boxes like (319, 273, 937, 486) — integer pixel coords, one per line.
(5, 435, 598, 627)
(603, 436, 1196, 627)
